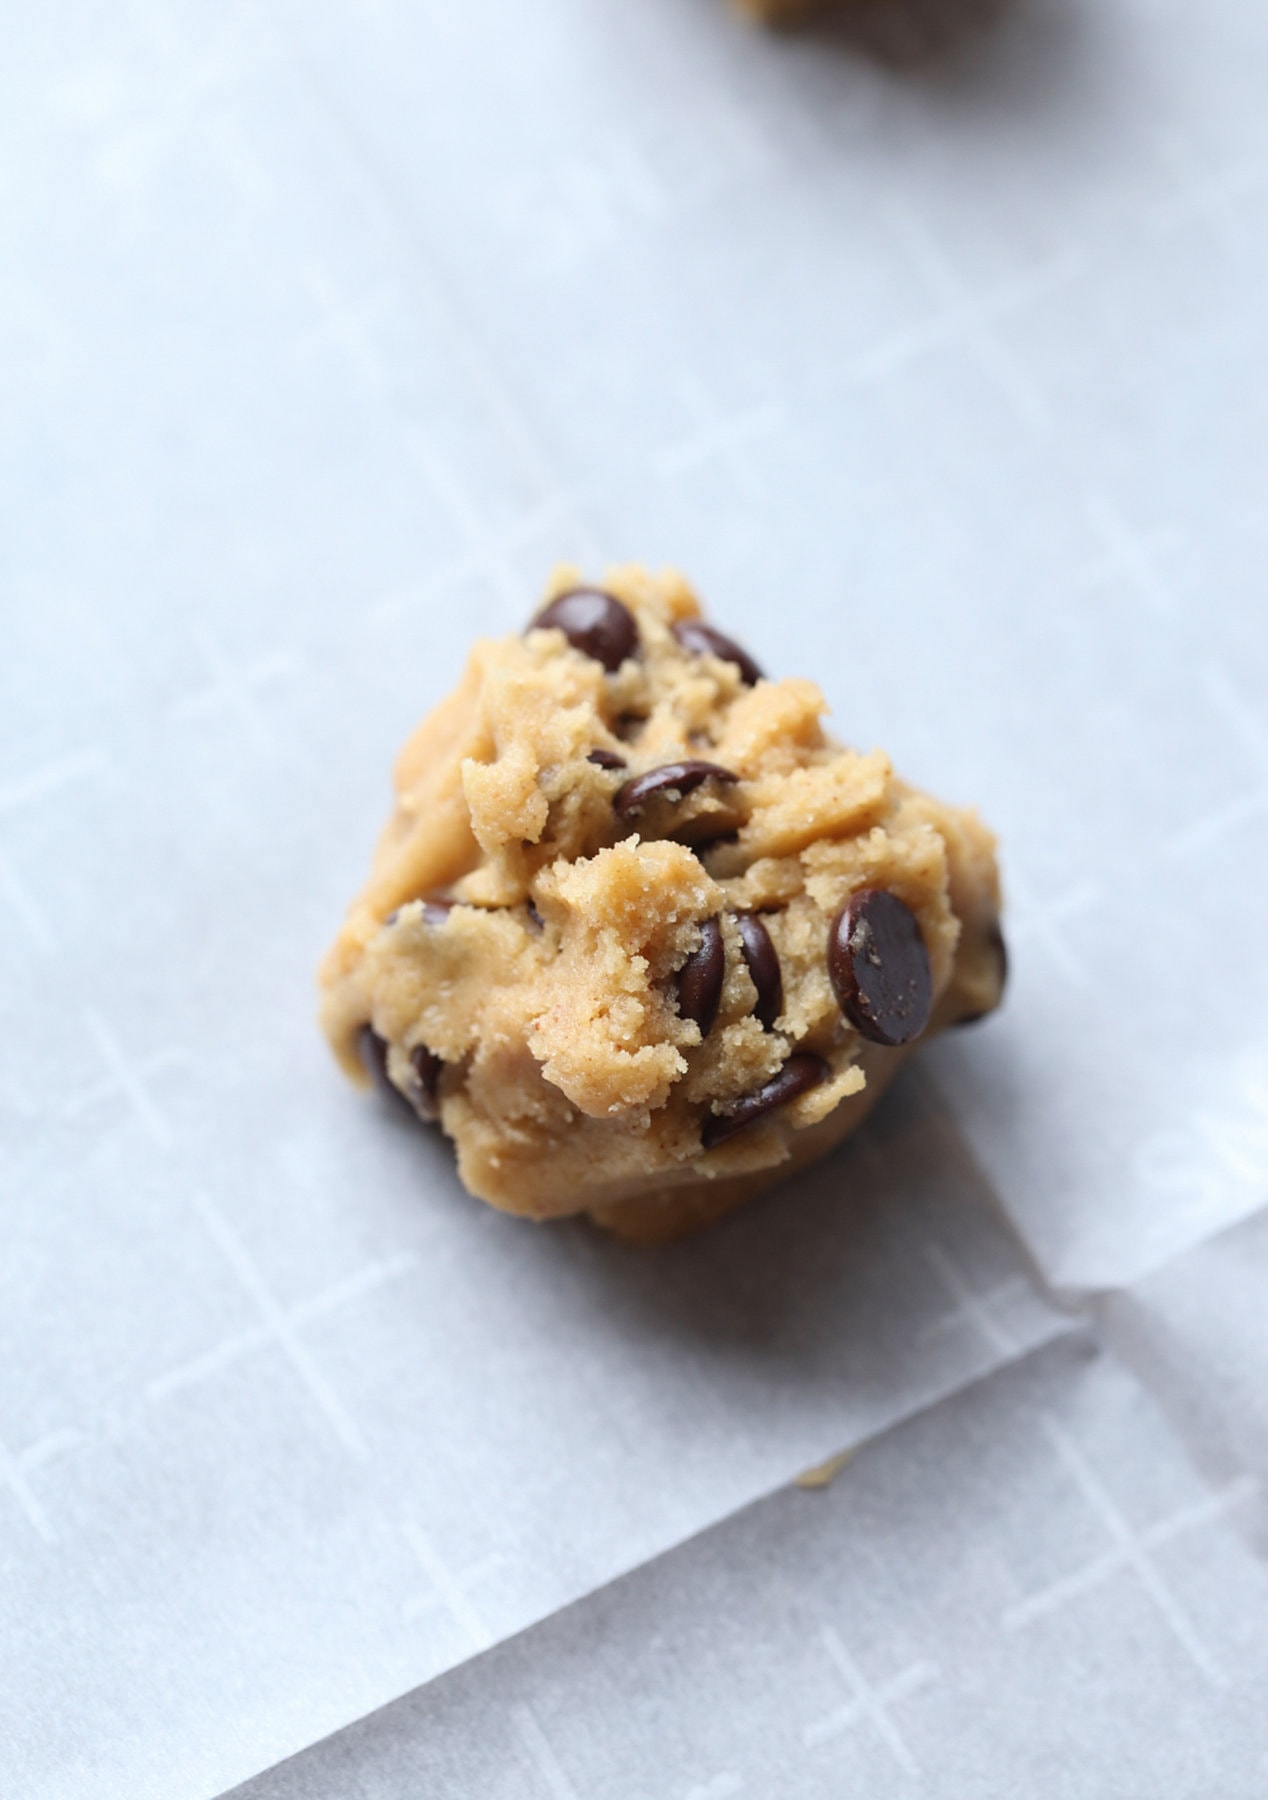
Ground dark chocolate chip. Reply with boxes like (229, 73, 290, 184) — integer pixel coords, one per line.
(701, 1052, 829, 1150)
(529, 589, 638, 673)
(356, 1026, 416, 1119)
(676, 916, 725, 1037)
(671, 619, 764, 687)
(828, 889, 932, 1047)
(614, 760, 740, 819)
(735, 912, 783, 1030)
(586, 747, 627, 770)
(405, 1043, 444, 1123)
(358, 1025, 443, 1124)
(952, 919, 1009, 1027)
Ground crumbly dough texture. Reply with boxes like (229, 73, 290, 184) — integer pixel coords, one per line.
(320, 567, 1004, 1241)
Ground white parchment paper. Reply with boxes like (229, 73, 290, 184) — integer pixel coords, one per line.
(228, 1332, 1268, 1800)
(1, 0, 1265, 1794)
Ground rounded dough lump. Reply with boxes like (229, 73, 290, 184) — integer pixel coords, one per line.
(319, 566, 1006, 1241)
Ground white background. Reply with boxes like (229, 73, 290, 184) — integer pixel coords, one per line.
(2, 0, 1266, 1795)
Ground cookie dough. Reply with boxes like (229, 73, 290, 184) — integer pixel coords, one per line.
(733, 0, 828, 24)
(319, 567, 1005, 1242)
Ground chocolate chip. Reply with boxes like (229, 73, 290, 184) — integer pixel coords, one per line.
(672, 619, 764, 686)
(614, 760, 740, 819)
(529, 589, 638, 673)
(988, 919, 1008, 993)
(405, 1043, 444, 1122)
(953, 919, 1009, 1027)
(676, 916, 724, 1037)
(828, 889, 932, 1047)
(526, 898, 544, 931)
(701, 1052, 829, 1149)
(586, 747, 627, 770)
(735, 912, 782, 1030)
(356, 1026, 417, 1119)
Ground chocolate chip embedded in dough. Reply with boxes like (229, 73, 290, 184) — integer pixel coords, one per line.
(953, 919, 1009, 1027)
(828, 889, 932, 1048)
(529, 589, 638, 673)
(987, 919, 1008, 994)
(356, 1025, 417, 1119)
(701, 1052, 829, 1150)
(671, 619, 764, 687)
(586, 747, 627, 770)
(613, 760, 740, 820)
(675, 916, 725, 1037)
(735, 911, 782, 1030)
(405, 1043, 444, 1123)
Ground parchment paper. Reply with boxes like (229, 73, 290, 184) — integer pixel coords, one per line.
(230, 1330, 1268, 1800)
(1, 0, 1265, 1794)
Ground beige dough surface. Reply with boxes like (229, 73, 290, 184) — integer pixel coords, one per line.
(319, 567, 1005, 1241)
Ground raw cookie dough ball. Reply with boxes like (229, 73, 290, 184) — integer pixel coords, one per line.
(732, 0, 832, 24)
(319, 567, 1006, 1242)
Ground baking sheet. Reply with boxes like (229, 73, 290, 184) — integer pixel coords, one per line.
(2, 0, 1266, 1795)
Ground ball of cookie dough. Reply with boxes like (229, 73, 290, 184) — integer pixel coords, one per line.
(732, 0, 831, 24)
(318, 567, 1006, 1242)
